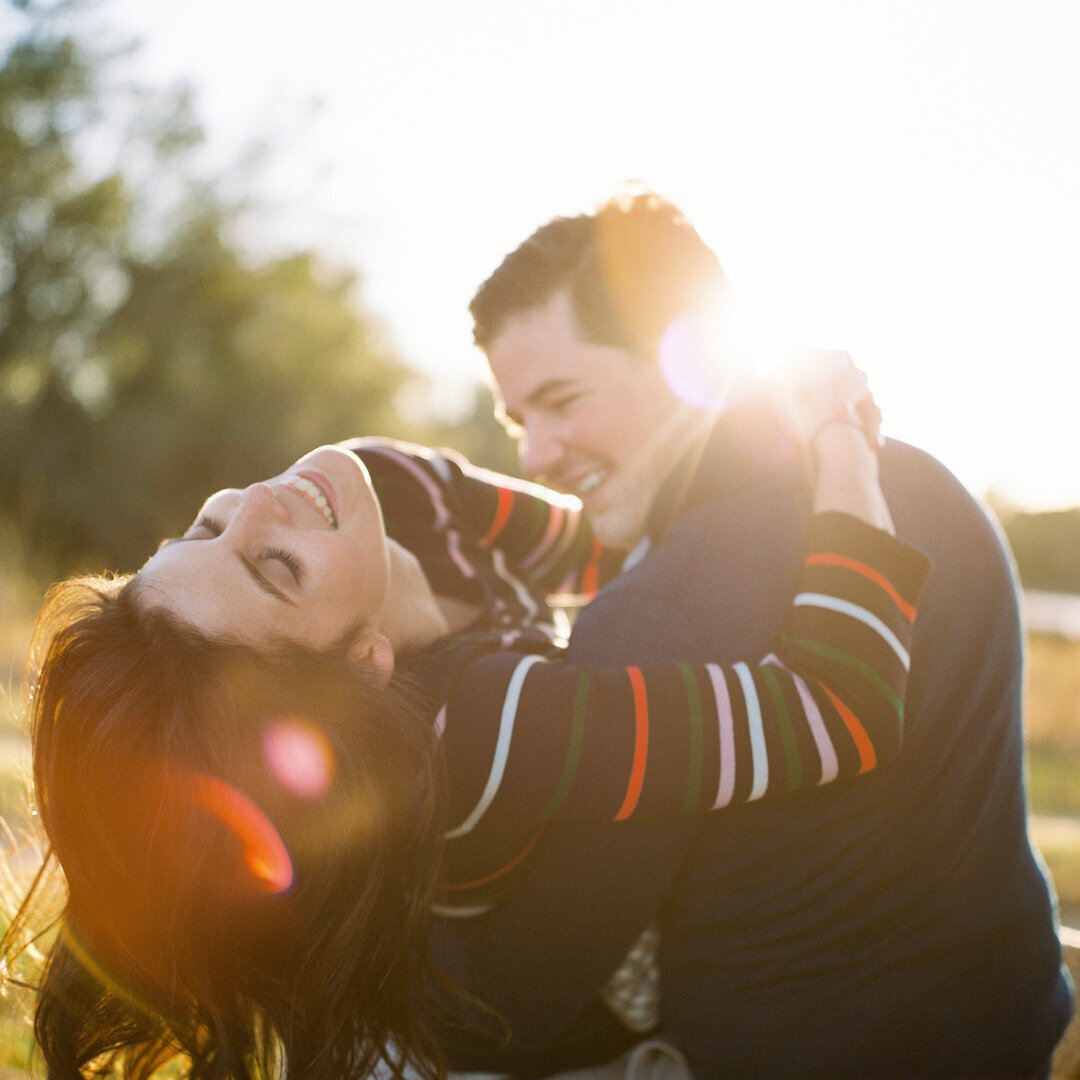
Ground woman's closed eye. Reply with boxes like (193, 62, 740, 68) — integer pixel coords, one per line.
(548, 391, 585, 415)
(191, 515, 223, 537)
(187, 517, 303, 586)
(261, 547, 303, 586)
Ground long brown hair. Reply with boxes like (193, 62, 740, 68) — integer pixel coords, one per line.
(7, 574, 448, 1080)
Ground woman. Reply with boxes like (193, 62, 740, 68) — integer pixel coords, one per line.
(5, 362, 928, 1080)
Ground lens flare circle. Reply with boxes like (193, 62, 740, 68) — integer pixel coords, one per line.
(263, 716, 336, 798)
(657, 296, 742, 412)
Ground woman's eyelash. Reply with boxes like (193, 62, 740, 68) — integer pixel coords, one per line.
(263, 547, 303, 584)
(195, 516, 222, 536)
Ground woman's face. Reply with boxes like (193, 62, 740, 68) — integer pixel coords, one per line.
(137, 446, 393, 653)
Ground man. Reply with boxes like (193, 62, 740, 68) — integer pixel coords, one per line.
(425, 192, 1071, 1079)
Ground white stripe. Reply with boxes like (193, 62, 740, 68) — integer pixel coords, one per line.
(433, 704, 448, 739)
(622, 537, 651, 572)
(794, 593, 910, 670)
(489, 548, 539, 622)
(444, 654, 543, 839)
(762, 652, 838, 785)
(706, 664, 736, 808)
(734, 662, 768, 800)
(431, 902, 494, 918)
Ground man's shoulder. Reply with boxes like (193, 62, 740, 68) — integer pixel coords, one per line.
(877, 439, 1014, 569)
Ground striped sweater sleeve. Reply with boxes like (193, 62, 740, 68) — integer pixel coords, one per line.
(449, 463, 620, 598)
(347, 437, 621, 601)
(434, 513, 930, 910)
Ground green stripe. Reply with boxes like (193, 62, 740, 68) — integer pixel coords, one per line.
(542, 672, 590, 820)
(783, 634, 902, 716)
(678, 664, 705, 813)
(520, 495, 553, 554)
(761, 664, 803, 791)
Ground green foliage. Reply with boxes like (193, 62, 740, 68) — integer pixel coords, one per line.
(0, 1, 440, 577)
(1000, 508, 1080, 595)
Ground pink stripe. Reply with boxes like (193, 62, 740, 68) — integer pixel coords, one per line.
(707, 664, 736, 808)
(368, 448, 475, 579)
(762, 652, 837, 784)
(520, 505, 566, 570)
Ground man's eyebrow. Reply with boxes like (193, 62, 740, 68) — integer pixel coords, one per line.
(503, 376, 579, 425)
(238, 553, 296, 605)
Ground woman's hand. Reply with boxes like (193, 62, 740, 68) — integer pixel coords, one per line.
(779, 348, 883, 453)
(774, 349, 894, 534)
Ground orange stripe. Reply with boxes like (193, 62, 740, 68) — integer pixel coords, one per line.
(480, 487, 514, 546)
(580, 538, 604, 595)
(442, 825, 546, 892)
(807, 552, 916, 621)
(820, 684, 876, 774)
(614, 667, 649, 820)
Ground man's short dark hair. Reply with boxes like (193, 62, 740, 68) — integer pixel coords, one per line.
(470, 189, 730, 360)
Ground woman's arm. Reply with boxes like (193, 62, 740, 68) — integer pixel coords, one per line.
(434, 512, 929, 910)
(432, 355, 930, 910)
(345, 438, 622, 604)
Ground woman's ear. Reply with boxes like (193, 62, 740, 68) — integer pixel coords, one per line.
(347, 630, 395, 685)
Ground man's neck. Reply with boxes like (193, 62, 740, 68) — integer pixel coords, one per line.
(641, 385, 801, 545)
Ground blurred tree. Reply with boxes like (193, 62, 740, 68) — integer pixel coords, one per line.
(0, 0, 429, 576)
(998, 507, 1080, 596)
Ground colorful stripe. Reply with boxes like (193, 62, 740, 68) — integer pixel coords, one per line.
(368, 447, 476, 579)
(445, 654, 543, 839)
(794, 592, 910, 669)
(442, 825, 547, 892)
(489, 548, 540, 622)
(786, 635, 903, 717)
(613, 667, 649, 820)
(520, 504, 567, 570)
(734, 662, 769, 800)
(433, 704, 448, 739)
(820, 683, 876, 773)
(707, 664, 737, 808)
(678, 664, 705, 813)
(761, 664, 802, 791)
(580, 538, 605, 596)
(764, 653, 838, 784)
(542, 672, 590, 820)
(806, 552, 917, 621)
(481, 487, 515, 546)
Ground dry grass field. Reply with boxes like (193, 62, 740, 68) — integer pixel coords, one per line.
(0, 614, 1078, 1075)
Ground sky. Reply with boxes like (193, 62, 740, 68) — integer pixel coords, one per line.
(42, 0, 1080, 508)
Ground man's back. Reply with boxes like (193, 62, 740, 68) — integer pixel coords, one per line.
(428, 424, 1070, 1079)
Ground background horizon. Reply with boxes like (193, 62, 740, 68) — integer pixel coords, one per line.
(8, 0, 1079, 512)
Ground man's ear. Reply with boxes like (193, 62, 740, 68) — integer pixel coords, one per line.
(347, 630, 395, 685)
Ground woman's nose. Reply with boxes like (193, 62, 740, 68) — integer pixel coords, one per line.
(231, 482, 289, 528)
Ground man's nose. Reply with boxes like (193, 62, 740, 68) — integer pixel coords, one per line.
(520, 421, 564, 481)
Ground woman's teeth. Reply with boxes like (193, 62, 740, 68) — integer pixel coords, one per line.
(283, 475, 336, 527)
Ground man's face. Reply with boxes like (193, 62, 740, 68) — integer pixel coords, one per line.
(486, 288, 686, 550)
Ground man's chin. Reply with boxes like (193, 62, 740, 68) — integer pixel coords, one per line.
(588, 499, 651, 553)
